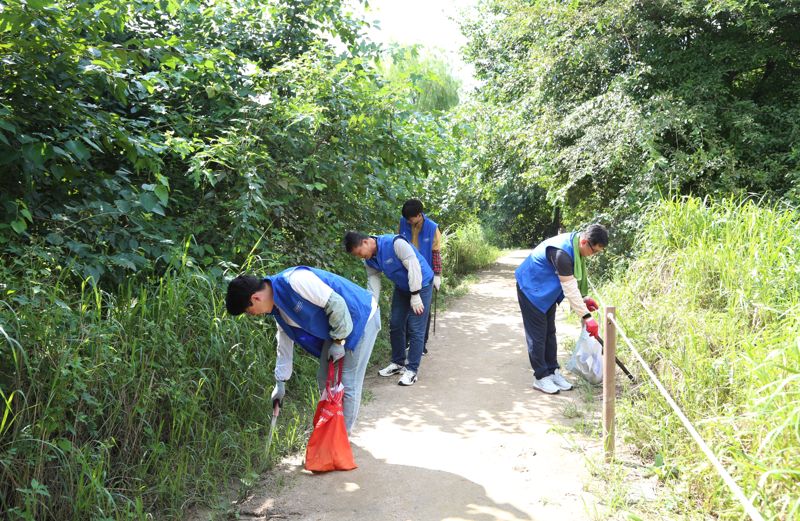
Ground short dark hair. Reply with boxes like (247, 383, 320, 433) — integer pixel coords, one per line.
(582, 224, 609, 248)
(226, 275, 266, 316)
(401, 199, 424, 219)
(344, 231, 369, 253)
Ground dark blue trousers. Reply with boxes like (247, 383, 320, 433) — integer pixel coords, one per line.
(516, 283, 559, 379)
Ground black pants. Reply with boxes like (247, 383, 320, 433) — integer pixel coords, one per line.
(516, 283, 559, 379)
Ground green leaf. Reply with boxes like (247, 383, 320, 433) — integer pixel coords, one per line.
(654, 453, 664, 467)
(90, 59, 116, 71)
(20, 208, 32, 221)
(46, 232, 64, 245)
(110, 254, 137, 270)
(139, 192, 158, 212)
(161, 55, 182, 70)
(80, 136, 103, 153)
(11, 220, 26, 234)
(65, 140, 90, 161)
(154, 184, 169, 205)
(25, 0, 55, 9)
(22, 142, 46, 169)
(52, 146, 71, 160)
(0, 120, 16, 133)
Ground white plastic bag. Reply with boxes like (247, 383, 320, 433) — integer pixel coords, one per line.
(566, 327, 603, 384)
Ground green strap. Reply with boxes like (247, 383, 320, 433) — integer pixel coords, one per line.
(572, 234, 588, 297)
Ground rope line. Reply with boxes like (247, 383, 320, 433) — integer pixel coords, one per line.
(604, 312, 765, 521)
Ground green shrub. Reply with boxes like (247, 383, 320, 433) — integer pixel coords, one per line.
(600, 196, 800, 520)
(442, 221, 501, 275)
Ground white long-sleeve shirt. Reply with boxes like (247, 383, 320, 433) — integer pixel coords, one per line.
(274, 269, 377, 381)
(364, 238, 423, 297)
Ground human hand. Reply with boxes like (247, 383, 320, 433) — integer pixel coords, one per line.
(584, 317, 600, 339)
(328, 341, 345, 362)
(433, 275, 441, 291)
(584, 297, 599, 312)
(271, 380, 285, 407)
(410, 294, 424, 315)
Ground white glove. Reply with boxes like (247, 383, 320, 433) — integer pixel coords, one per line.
(271, 380, 286, 406)
(328, 341, 346, 362)
(433, 275, 441, 290)
(410, 293, 424, 315)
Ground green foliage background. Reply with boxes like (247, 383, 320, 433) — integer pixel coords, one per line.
(0, 0, 473, 518)
(461, 0, 800, 245)
(4, 0, 800, 518)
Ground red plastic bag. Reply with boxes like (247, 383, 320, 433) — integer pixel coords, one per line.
(304, 360, 357, 472)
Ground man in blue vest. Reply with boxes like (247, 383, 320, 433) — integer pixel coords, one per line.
(398, 198, 442, 354)
(515, 224, 608, 394)
(344, 231, 434, 386)
(225, 267, 381, 433)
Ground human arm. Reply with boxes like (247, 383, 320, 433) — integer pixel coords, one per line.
(288, 269, 353, 342)
(558, 275, 591, 318)
(394, 239, 423, 293)
(274, 325, 294, 383)
(432, 229, 442, 289)
(365, 264, 382, 298)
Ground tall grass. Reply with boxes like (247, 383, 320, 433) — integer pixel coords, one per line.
(442, 221, 501, 275)
(0, 267, 320, 520)
(600, 196, 800, 520)
(0, 222, 498, 519)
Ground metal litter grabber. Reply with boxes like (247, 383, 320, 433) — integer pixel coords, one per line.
(596, 336, 635, 383)
(265, 400, 280, 457)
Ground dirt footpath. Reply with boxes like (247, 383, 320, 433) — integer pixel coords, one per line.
(236, 250, 603, 521)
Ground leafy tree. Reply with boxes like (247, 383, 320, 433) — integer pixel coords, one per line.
(462, 0, 800, 239)
(380, 45, 461, 112)
(0, 0, 448, 285)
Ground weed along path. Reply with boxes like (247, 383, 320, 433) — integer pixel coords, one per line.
(234, 251, 603, 521)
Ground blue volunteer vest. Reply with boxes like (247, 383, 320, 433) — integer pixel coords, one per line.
(515, 232, 576, 313)
(365, 234, 433, 292)
(268, 267, 373, 358)
(399, 214, 438, 268)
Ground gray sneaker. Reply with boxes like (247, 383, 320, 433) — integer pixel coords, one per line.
(551, 369, 574, 391)
(533, 375, 560, 394)
(378, 362, 405, 377)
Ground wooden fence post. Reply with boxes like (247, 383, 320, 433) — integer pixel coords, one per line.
(603, 306, 617, 462)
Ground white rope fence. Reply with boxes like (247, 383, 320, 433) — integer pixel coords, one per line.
(601, 309, 766, 521)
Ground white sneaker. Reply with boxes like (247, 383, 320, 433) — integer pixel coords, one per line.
(398, 370, 418, 386)
(533, 375, 560, 394)
(378, 363, 405, 377)
(551, 369, 574, 391)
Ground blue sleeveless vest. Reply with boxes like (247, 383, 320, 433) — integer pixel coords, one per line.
(515, 232, 576, 313)
(365, 234, 433, 292)
(399, 214, 438, 267)
(268, 267, 373, 358)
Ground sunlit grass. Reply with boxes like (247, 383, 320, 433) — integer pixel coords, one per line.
(598, 196, 800, 521)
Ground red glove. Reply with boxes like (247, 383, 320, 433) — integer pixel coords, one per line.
(584, 297, 599, 312)
(584, 317, 600, 339)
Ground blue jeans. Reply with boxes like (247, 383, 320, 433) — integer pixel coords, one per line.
(389, 284, 433, 373)
(517, 283, 559, 379)
(317, 311, 381, 434)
